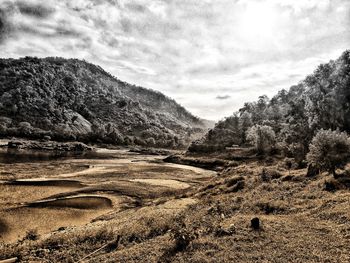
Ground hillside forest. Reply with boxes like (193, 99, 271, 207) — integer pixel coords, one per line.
(190, 50, 350, 173)
(0, 57, 208, 148)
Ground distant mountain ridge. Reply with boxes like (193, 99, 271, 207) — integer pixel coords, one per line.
(0, 56, 208, 147)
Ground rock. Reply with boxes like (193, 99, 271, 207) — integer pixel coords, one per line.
(225, 176, 244, 187)
(281, 175, 294, 181)
(228, 224, 235, 232)
(251, 217, 260, 230)
(8, 141, 24, 148)
(226, 180, 245, 193)
(214, 224, 235, 236)
(6, 140, 93, 152)
(43, 135, 51, 141)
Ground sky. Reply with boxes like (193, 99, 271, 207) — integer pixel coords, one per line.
(0, 0, 349, 120)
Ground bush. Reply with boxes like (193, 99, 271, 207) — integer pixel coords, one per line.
(260, 168, 282, 182)
(23, 229, 40, 241)
(225, 176, 244, 187)
(306, 129, 350, 177)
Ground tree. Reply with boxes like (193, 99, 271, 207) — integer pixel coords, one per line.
(306, 129, 350, 177)
(145, 137, 156, 146)
(239, 112, 252, 143)
(246, 125, 276, 154)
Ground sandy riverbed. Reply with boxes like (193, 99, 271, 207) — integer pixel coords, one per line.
(0, 147, 215, 243)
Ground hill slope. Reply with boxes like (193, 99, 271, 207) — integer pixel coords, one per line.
(189, 50, 350, 155)
(0, 57, 207, 147)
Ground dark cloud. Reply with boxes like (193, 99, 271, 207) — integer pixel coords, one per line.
(16, 24, 82, 39)
(125, 3, 147, 13)
(216, 95, 231, 100)
(120, 18, 133, 34)
(288, 73, 302, 79)
(0, 7, 11, 43)
(246, 73, 262, 79)
(0, 10, 6, 36)
(187, 62, 242, 75)
(17, 1, 55, 18)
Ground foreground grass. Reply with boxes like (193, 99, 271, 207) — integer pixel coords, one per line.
(1, 158, 350, 262)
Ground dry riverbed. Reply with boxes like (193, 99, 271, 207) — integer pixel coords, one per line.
(0, 147, 215, 243)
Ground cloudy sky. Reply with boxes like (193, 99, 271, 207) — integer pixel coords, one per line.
(0, 0, 349, 120)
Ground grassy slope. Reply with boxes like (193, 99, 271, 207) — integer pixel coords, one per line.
(1, 158, 349, 262)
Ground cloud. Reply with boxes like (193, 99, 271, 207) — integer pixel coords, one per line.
(0, 3, 15, 42)
(0, 0, 349, 120)
(17, 1, 55, 18)
(216, 95, 231, 100)
(0, 9, 8, 41)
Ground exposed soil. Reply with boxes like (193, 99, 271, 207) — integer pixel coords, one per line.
(0, 147, 214, 243)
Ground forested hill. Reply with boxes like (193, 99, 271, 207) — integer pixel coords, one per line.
(190, 50, 350, 157)
(0, 56, 207, 148)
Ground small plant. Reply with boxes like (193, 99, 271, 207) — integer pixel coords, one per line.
(168, 216, 197, 253)
(324, 178, 342, 192)
(24, 228, 40, 241)
(261, 168, 269, 181)
(284, 158, 293, 175)
(171, 227, 195, 252)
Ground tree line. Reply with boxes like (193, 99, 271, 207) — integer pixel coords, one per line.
(189, 50, 350, 175)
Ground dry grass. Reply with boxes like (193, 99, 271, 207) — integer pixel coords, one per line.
(91, 161, 350, 262)
(1, 151, 350, 262)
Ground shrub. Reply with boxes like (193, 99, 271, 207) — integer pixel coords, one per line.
(225, 176, 244, 187)
(306, 129, 350, 177)
(23, 229, 40, 241)
(260, 168, 282, 182)
(324, 178, 343, 192)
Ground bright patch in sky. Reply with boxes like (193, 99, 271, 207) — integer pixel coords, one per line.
(238, 3, 277, 39)
(0, 0, 349, 120)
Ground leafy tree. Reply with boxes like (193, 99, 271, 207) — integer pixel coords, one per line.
(145, 137, 156, 146)
(306, 129, 350, 177)
(239, 112, 252, 143)
(246, 125, 276, 154)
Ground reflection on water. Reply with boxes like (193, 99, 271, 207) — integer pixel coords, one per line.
(0, 148, 128, 163)
(0, 148, 89, 163)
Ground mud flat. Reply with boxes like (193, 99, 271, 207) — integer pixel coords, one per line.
(4, 179, 84, 187)
(129, 178, 191, 189)
(27, 195, 113, 209)
(0, 147, 216, 243)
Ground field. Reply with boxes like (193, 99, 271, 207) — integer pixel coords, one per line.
(0, 146, 350, 262)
